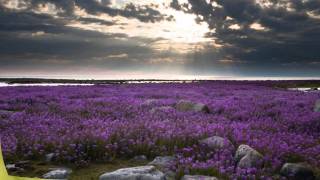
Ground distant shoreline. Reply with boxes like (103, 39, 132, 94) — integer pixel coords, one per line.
(1, 78, 320, 88)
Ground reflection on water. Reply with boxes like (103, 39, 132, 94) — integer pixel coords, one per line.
(0, 81, 195, 87)
(0, 82, 94, 87)
(287, 87, 319, 92)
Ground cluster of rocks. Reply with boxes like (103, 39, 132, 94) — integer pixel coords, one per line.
(148, 98, 320, 114)
(199, 136, 316, 180)
(148, 99, 210, 114)
(6, 138, 317, 180)
(99, 160, 218, 180)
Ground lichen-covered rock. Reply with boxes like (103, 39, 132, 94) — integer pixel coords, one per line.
(235, 145, 264, 169)
(181, 175, 219, 180)
(280, 163, 315, 180)
(175, 100, 210, 113)
(42, 168, 72, 179)
(99, 166, 165, 180)
(314, 99, 320, 112)
(199, 136, 234, 151)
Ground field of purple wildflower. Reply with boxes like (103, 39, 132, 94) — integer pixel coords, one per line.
(0, 81, 320, 179)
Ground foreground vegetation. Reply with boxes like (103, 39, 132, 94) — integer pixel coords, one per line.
(0, 81, 320, 179)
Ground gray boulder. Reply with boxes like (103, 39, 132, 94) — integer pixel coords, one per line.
(199, 136, 234, 151)
(280, 163, 315, 180)
(314, 100, 320, 112)
(235, 145, 264, 169)
(42, 168, 72, 179)
(99, 166, 165, 180)
(181, 175, 219, 180)
(175, 100, 210, 113)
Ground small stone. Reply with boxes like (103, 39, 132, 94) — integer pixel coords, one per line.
(199, 136, 234, 151)
(99, 165, 165, 180)
(175, 100, 210, 113)
(314, 100, 320, 112)
(6, 164, 25, 172)
(181, 175, 219, 180)
(42, 168, 72, 179)
(16, 160, 31, 168)
(133, 155, 148, 161)
(280, 163, 315, 180)
(6, 164, 17, 171)
(45, 153, 55, 162)
(0, 109, 14, 113)
(142, 99, 158, 106)
(235, 145, 264, 169)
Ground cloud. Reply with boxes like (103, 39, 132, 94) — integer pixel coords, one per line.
(169, 0, 320, 76)
(106, 53, 128, 59)
(1, 0, 320, 78)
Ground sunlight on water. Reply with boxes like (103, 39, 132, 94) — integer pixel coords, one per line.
(0, 83, 94, 87)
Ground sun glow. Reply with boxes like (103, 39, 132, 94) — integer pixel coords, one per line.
(68, 0, 212, 44)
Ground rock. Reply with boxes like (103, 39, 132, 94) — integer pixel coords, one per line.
(0, 110, 14, 114)
(314, 100, 320, 112)
(235, 145, 258, 162)
(175, 100, 210, 113)
(132, 155, 148, 161)
(142, 99, 158, 106)
(6, 164, 21, 172)
(199, 136, 234, 151)
(148, 156, 176, 169)
(16, 160, 31, 168)
(238, 151, 264, 169)
(0, 110, 14, 117)
(280, 163, 315, 180)
(150, 106, 175, 114)
(6, 162, 29, 172)
(149, 156, 176, 180)
(181, 175, 219, 180)
(42, 168, 72, 179)
(99, 165, 165, 180)
(45, 153, 55, 162)
(163, 170, 176, 180)
(235, 145, 264, 169)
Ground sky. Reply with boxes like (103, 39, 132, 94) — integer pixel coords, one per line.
(0, 0, 320, 79)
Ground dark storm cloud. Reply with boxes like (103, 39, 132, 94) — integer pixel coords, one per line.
(171, 0, 320, 76)
(0, 0, 178, 73)
(19, 0, 174, 23)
